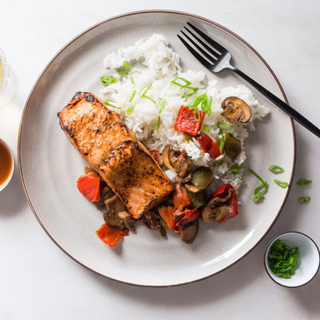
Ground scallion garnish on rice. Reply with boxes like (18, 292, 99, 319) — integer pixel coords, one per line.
(104, 100, 121, 109)
(130, 75, 135, 85)
(203, 124, 210, 133)
(140, 84, 156, 103)
(127, 90, 136, 103)
(212, 158, 225, 167)
(156, 116, 161, 134)
(100, 76, 118, 86)
(123, 61, 131, 72)
(217, 122, 232, 133)
(231, 165, 243, 175)
(158, 97, 166, 113)
(171, 77, 199, 99)
(220, 134, 226, 154)
(116, 70, 128, 75)
(125, 106, 135, 114)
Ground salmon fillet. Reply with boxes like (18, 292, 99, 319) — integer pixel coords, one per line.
(58, 92, 174, 218)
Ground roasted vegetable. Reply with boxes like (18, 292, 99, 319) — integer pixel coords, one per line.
(224, 132, 242, 160)
(174, 105, 205, 136)
(187, 189, 207, 208)
(191, 166, 213, 190)
(95, 223, 129, 248)
(77, 174, 101, 202)
(221, 97, 251, 123)
(202, 184, 239, 224)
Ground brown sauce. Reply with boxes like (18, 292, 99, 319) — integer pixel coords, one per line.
(0, 140, 12, 185)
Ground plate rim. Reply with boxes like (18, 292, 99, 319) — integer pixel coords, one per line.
(18, 9, 296, 287)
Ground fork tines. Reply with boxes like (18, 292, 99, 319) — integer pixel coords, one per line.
(178, 22, 227, 68)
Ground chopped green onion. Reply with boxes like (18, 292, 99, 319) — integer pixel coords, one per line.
(125, 106, 134, 114)
(130, 75, 135, 85)
(269, 165, 285, 173)
(194, 109, 201, 123)
(123, 61, 131, 72)
(231, 165, 243, 175)
(297, 178, 312, 185)
(238, 177, 246, 183)
(127, 90, 136, 103)
(116, 70, 128, 75)
(268, 239, 299, 279)
(203, 124, 210, 133)
(248, 167, 268, 203)
(187, 93, 207, 110)
(156, 116, 161, 134)
(212, 158, 225, 167)
(100, 76, 118, 86)
(158, 97, 166, 113)
(202, 96, 212, 116)
(220, 134, 226, 154)
(104, 100, 120, 109)
(140, 84, 156, 103)
(274, 179, 289, 188)
(182, 87, 199, 99)
(171, 77, 191, 88)
(217, 122, 232, 133)
(298, 196, 311, 204)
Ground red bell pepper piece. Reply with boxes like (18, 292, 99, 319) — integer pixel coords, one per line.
(197, 133, 225, 160)
(173, 183, 192, 212)
(158, 206, 177, 230)
(175, 207, 201, 232)
(77, 174, 101, 202)
(96, 223, 129, 248)
(174, 105, 205, 136)
(211, 183, 239, 223)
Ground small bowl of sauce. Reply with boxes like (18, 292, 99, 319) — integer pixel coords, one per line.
(0, 139, 14, 191)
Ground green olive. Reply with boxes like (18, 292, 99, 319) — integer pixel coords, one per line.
(187, 190, 207, 208)
(224, 132, 241, 160)
(191, 166, 213, 190)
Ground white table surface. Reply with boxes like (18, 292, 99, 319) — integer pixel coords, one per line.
(1, 0, 320, 319)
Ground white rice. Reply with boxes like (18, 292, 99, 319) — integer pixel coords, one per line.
(101, 34, 269, 191)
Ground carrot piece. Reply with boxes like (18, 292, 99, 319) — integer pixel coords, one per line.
(174, 105, 205, 136)
(95, 223, 129, 248)
(77, 174, 101, 202)
(158, 206, 177, 230)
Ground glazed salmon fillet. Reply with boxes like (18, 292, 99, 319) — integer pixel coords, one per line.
(58, 92, 174, 218)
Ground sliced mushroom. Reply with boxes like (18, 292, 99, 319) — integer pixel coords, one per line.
(185, 184, 202, 193)
(118, 211, 135, 232)
(221, 97, 251, 123)
(173, 211, 185, 221)
(162, 145, 190, 177)
(202, 188, 233, 224)
(143, 210, 166, 237)
(178, 208, 201, 244)
(176, 171, 192, 183)
(103, 194, 134, 230)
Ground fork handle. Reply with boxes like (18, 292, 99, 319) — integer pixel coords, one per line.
(231, 67, 320, 138)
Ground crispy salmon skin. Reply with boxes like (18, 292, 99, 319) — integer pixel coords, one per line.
(58, 92, 174, 218)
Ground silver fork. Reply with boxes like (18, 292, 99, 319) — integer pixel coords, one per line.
(178, 22, 320, 138)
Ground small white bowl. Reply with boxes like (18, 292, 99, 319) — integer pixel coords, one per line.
(264, 231, 320, 287)
(0, 139, 14, 191)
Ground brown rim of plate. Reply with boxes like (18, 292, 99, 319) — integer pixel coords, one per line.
(18, 9, 297, 288)
(264, 231, 320, 288)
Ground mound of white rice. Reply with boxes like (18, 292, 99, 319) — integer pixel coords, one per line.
(101, 34, 269, 191)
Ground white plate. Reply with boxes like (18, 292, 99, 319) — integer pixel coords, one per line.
(19, 10, 295, 287)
